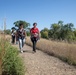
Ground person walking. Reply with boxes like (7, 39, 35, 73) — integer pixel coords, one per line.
(11, 28, 16, 44)
(15, 30, 19, 44)
(17, 23, 26, 53)
(30, 22, 40, 53)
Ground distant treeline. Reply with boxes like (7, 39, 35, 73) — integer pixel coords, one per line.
(41, 21, 76, 42)
(4, 20, 76, 42)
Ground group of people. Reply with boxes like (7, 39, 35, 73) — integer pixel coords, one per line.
(11, 22, 40, 53)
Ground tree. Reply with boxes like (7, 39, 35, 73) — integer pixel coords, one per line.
(49, 23, 61, 39)
(73, 28, 76, 40)
(49, 21, 75, 41)
(58, 21, 63, 25)
(62, 23, 74, 41)
(4, 29, 11, 34)
(41, 28, 49, 39)
(43, 28, 49, 32)
(41, 31, 48, 39)
(13, 20, 30, 29)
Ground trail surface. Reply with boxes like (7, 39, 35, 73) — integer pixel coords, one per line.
(15, 44, 76, 75)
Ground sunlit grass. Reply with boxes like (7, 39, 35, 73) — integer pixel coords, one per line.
(26, 37, 76, 65)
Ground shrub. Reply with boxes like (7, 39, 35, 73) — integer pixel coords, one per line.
(0, 37, 25, 75)
(41, 31, 48, 39)
(26, 31, 30, 36)
(4, 29, 11, 35)
(2, 45, 25, 75)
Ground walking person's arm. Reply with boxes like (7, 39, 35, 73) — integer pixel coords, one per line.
(23, 30, 27, 39)
(37, 28, 40, 40)
(25, 30, 27, 39)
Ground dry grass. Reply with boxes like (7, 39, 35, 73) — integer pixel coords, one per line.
(0, 34, 11, 75)
(26, 37, 76, 65)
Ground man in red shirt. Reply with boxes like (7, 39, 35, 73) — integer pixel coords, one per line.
(30, 22, 40, 52)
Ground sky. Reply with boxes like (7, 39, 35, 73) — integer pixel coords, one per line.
(0, 0, 76, 31)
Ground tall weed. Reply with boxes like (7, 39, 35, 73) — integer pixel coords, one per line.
(0, 37, 25, 75)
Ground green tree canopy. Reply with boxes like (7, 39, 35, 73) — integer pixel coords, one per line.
(48, 20, 75, 41)
(41, 28, 49, 39)
(4, 29, 11, 34)
(13, 20, 30, 29)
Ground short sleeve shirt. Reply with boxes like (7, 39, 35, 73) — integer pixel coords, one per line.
(30, 27, 39, 34)
(17, 28, 25, 39)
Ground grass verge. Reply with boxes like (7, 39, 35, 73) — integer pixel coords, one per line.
(26, 37, 76, 66)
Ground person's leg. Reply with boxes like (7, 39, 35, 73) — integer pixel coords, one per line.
(31, 37, 37, 52)
(16, 36, 18, 44)
(33, 38, 37, 52)
(33, 40, 36, 52)
(16, 36, 19, 44)
(11, 35, 13, 43)
(13, 36, 15, 44)
(31, 37, 35, 51)
(19, 38, 23, 53)
(22, 38, 25, 47)
(12, 36, 14, 44)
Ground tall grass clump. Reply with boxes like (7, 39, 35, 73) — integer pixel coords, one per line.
(0, 37, 25, 75)
(26, 37, 76, 66)
(0, 37, 8, 75)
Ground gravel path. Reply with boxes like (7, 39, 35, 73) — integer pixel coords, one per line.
(18, 44, 76, 75)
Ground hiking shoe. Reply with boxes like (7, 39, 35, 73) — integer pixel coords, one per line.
(32, 50, 36, 53)
(20, 50, 23, 53)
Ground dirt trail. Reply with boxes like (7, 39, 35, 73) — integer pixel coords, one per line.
(16, 44, 76, 75)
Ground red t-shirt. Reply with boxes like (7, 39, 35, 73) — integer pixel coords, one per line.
(30, 27, 39, 34)
(30, 27, 39, 38)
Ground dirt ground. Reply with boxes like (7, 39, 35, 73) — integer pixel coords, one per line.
(16, 44, 76, 75)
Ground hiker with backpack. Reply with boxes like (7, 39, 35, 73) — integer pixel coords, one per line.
(30, 22, 40, 53)
(17, 23, 26, 53)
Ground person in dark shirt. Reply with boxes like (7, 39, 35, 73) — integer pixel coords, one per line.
(17, 24, 26, 53)
(11, 29, 16, 44)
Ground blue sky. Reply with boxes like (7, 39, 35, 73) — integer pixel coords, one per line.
(0, 0, 76, 31)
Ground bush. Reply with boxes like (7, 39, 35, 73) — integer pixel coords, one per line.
(2, 45, 25, 75)
(41, 31, 48, 39)
(4, 29, 11, 35)
(26, 31, 30, 36)
(0, 38, 25, 75)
